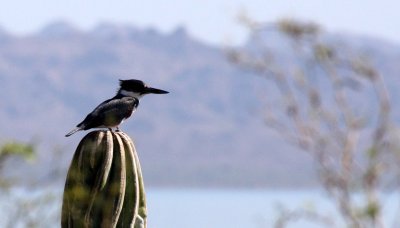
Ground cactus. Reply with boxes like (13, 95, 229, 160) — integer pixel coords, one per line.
(61, 130, 147, 228)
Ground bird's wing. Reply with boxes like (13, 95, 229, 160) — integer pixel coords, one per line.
(77, 97, 138, 130)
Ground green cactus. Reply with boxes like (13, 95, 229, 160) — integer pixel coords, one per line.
(61, 130, 147, 228)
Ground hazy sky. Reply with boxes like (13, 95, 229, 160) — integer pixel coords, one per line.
(0, 0, 398, 45)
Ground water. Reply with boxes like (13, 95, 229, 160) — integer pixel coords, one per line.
(1, 188, 399, 228)
(147, 189, 337, 228)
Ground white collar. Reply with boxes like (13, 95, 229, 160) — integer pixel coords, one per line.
(119, 89, 144, 99)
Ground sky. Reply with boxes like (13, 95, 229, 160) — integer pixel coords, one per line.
(0, 0, 398, 45)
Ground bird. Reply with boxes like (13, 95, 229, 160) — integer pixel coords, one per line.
(65, 79, 168, 137)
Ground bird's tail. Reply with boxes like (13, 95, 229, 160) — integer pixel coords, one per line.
(65, 127, 82, 137)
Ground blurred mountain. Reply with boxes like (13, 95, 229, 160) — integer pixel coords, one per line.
(0, 22, 399, 188)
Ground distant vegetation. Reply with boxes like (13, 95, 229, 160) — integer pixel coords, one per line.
(0, 141, 35, 187)
(229, 17, 400, 227)
(0, 141, 59, 227)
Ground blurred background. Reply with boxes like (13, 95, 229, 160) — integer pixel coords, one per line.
(1, 0, 400, 227)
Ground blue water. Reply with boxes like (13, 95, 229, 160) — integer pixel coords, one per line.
(1, 188, 399, 228)
(147, 189, 336, 228)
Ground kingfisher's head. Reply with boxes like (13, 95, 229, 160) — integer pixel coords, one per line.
(118, 79, 169, 99)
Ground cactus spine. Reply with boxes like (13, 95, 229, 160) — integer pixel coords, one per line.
(61, 130, 147, 228)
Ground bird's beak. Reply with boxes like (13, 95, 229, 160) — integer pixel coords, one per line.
(144, 87, 169, 94)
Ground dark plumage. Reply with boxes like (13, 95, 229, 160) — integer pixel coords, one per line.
(65, 79, 168, 137)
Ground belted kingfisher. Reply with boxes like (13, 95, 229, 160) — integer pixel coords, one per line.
(65, 79, 168, 137)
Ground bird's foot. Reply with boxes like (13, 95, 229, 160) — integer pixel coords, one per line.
(116, 127, 121, 132)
